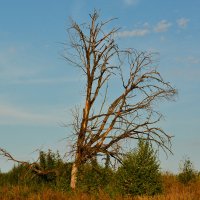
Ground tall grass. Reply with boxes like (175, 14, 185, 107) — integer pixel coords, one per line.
(0, 174, 200, 200)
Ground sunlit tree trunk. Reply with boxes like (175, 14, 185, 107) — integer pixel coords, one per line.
(65, 10, 177, 190)
(70, 162, 78, 190)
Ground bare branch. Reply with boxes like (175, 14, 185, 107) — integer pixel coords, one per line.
(62, 10, 177, 189)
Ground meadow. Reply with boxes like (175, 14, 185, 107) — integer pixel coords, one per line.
(0, 145, 200, 200)
(0, 174, 200, 200)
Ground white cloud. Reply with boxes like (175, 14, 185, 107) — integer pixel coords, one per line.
(160, 36, 166, 42)
(187, 56, 200, 64)
(143, 22, 150, 28)
(176, 56, 200, 65)
(177, 18, 189, 28)
(0, 47, 39, 81)
(9, 76, 81, 85)
(0, 46, 80, 85)
(117, 18, 189, 39)
(169, 67, 200, 81)
(117, 28, 150, 38)
(124, 0, 139, 5)
(154, 20, 172, 33)
(0, 103, 64, 125)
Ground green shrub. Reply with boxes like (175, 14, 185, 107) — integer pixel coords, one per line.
(0, 164, 32, 186)
(0, 150, 72, 190)
(77, 158, 114, 193)
(116, 140, 163, 196)
(178, 157, 197, 185)
(1, 154, 115, 193)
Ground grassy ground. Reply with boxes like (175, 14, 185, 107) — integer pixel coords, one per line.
(0, 174, 200, 199)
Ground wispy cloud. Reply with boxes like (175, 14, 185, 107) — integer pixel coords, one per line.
(0, 46, 39, 82)
(168, 67, 200, 82)
(117, 19, 174, 39)
(112, 17, 189, 39)
(177, 18, 189, 28)
(8, 76, 81, 85)
(0, 103, 64, 125)
(172, 56, 200, 81)
(123, 0, 139, 6)
(117, 28, 150, 38)
(176, 56, 200, 65)
(154, 20, 172, 32)
(187, 56, 200, 64)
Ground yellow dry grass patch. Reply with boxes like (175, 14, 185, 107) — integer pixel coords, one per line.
(0, 174, 200, 200)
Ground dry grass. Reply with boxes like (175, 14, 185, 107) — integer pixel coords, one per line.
(0, 174, 200, 200)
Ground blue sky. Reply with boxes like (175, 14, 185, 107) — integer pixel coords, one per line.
(0, 0, 200, 173)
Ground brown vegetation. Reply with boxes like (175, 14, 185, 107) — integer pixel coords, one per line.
(0, 174, 200, 200)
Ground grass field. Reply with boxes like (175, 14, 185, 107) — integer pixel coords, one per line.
(0, 174, 200, 200)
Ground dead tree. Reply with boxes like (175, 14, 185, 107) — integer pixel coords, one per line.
(0, 148, 60, 178)
(64, 11, 177, 190)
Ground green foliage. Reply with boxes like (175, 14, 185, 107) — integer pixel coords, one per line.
(39, 151, 47, 170)
(116, 140, 163, 196)
(0, 150, 72, 191)
(38, 150, 62, 183)
(39, 150, 63, 170)
(178, 157, 197, 185)
(0, 146, 165, 197)
(77, 158, 114, 193)
(0, 164, 31, 186)
(34, 150, 72, 191)
(54, 162, 72, 191)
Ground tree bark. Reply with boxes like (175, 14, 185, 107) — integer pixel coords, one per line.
(70, 162, 78, 190)
(66, 11, 177, 190)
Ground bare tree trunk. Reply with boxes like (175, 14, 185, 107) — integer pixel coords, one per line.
(70, 162, 78, 190)
(66, 11, 177, 190)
